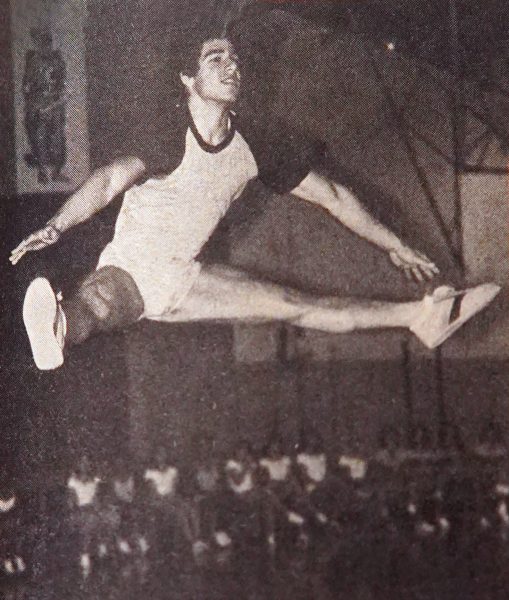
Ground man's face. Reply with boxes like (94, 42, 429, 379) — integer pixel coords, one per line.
(268, 441, 282, 458)
(79, 455, 91, 477)
(184, 39, 241, 104)
(156, 447, 168, 468)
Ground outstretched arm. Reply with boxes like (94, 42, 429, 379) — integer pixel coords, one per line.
(10, 156, 145, 265)
(290, 171, 439, 282)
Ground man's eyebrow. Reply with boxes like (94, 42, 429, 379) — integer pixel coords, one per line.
(202, 49, 239, 62)
(203, 49, 226, 60)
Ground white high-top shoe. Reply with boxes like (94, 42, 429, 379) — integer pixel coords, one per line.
(23, 278, 66, 370)
(411, 283, 501, 349)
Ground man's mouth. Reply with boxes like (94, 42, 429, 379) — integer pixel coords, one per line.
(222, 77, 240, 88)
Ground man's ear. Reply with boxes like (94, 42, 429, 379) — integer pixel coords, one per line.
(180, 72, 194, 92)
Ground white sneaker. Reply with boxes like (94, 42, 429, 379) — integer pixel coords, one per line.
(411, 283, 501, 349)
(23, 278, 65, 370)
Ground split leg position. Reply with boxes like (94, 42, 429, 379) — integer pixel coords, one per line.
(22, 263, 500, 370)
(11, 32, 501, 370)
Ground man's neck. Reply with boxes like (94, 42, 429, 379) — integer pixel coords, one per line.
(188, 96, 232, 146)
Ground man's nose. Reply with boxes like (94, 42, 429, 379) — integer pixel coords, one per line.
(225, 60, 238, 75)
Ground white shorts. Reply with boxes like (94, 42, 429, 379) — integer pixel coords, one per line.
(97, 244, 202, 318)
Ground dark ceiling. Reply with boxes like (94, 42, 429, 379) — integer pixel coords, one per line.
(279, 0, 509, 73)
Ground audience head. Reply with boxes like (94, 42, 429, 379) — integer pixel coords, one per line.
(478, 419, 506, 452)
(154, 446, 169, 470)
(441, 423, 465, 454)
(77, 454, 92, 478)
(233, 439, 254, 463)
(410, 423, 434, 452)
(264, 436, 284, 459)
(299, 429, 324, 455)
(378, 425, 402, 453)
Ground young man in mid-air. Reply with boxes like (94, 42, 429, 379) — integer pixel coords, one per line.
(10, 28, 500, 370)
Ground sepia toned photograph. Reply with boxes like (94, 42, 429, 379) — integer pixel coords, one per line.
(1, 0, 509, 598)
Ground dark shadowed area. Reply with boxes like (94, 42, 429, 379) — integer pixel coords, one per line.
(1, 1, 509, 598)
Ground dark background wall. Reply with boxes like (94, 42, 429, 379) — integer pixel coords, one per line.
(0, 2, 15, 195)
(2, 1, 508, 480)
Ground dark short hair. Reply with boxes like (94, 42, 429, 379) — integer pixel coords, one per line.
(173, 21, 229, 80)
(156, 20, 232, 102)
(299, 429, 324, 453)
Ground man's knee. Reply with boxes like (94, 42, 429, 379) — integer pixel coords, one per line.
(80, 283, 113, 321)
(77, 267, 144, 328)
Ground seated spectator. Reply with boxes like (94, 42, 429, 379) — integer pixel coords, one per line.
(296, 431, 327, 495)
(259, 437, 298, 504)
(112, 462, 148, 560)
(143, 446, 197, 564)
(294, 431, 346, 541)
(220, 440, 274, 553)
(67, 455, 102, 580)
(217, 440, 276, 594)
(405, 423, 438, 461)
(371, 426, 409, 527)
(224, 440, 258, 497)
(338, 455, 368, 482)
(373, 425, 404, 470)
(191, 437, 224, 563)
(0, 482, 26, 577)
(475, 420, 507, 460)
(292, 432, 353, 576)
(439, 423, 466, 459)
(144, 447, 179, 502)
(441, 467, 479, 556)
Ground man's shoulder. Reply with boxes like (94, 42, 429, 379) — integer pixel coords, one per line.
(116, 102, 190, 179)
(234, 106, 316, 159)
(233, 106, 268, 139)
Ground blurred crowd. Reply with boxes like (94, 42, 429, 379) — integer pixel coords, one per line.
(2, 421, 509, 599)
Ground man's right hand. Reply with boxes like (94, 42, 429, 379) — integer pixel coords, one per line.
(10, 224, 61, 265)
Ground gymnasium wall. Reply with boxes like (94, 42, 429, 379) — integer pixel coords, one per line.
(3, 1, 508, 475)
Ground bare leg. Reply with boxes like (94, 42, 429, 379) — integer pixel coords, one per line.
(23, 266, 500, 370)
(153, 264, 421, 334)
(23, 265, 499, 370)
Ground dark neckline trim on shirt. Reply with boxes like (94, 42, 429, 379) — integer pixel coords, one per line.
(188, 108, 236, 154)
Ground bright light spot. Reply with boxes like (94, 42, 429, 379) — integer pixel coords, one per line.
(386, 41, 396, 51)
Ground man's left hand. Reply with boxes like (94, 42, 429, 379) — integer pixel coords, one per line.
(389, 245, 439, 282)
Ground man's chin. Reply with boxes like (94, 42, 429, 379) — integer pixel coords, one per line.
(218, 93, 239, 106)
(222, 85, 240, 103)
(223, 89, 240, 103)
(201, 90, 239, 105)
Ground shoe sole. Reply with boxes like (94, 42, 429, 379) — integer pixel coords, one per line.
(23, 278, 64, 370)
(422, 283, 501, 349)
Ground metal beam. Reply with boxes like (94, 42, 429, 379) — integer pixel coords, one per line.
(369, 52, 464, 271)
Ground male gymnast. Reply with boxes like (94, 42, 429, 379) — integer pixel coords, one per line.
(10, 28, 500, 370)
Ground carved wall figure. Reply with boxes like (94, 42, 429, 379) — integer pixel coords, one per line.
(23, 27, 68, 184)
